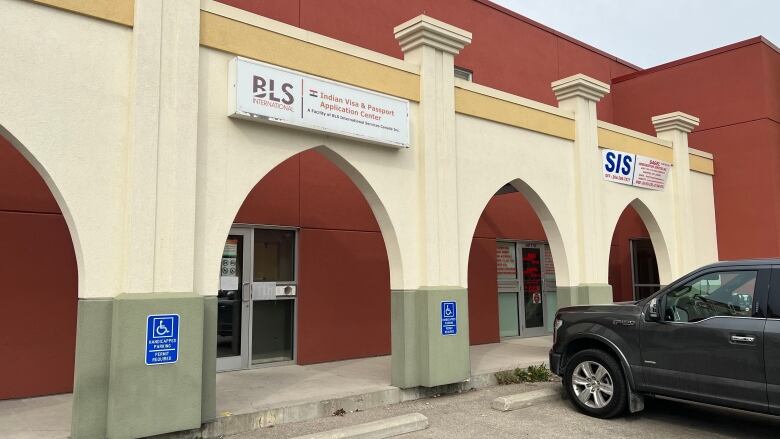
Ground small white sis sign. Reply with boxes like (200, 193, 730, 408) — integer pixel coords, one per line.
(602, 149, 671, 191)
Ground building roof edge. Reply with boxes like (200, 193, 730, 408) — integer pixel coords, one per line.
(612, 36, 780, 84)
(474, 0, 642, 72)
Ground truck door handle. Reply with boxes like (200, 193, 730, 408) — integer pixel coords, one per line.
(730, 335, 755, 343)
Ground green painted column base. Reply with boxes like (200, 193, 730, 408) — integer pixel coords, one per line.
(556, 284, 613, 309)
(72, 293, 215, 439)
(71, 299, 113, 439)
(391, 287, 470, 389)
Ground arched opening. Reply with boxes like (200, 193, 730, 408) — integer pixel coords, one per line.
(608, 201, 669, 301)
(215, 148, 392, 372)
(467, 180, 567, 344)
(0, 134, 78, 399)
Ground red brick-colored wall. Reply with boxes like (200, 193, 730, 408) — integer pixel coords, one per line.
(612, 39, 780, 260)
(0, 137, 77, 400)
(216, 0, 637, 123)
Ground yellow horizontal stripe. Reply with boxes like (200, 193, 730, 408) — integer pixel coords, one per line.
(200, 12, 420, 102)
(689, 154, 714, 175)
(598, 128, 673, 163)
(29, 0, 133, 26)
(454, 88, 575, 140)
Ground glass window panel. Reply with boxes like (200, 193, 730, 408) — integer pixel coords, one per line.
(252, 300, 294, 364)
(663, 270, 757, 322)
(498, 292, 520, 337)
(633, 239, 660, 285)
(497, 242, 518, 280)
(253, 229, 295, 282)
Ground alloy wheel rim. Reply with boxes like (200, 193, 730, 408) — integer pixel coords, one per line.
(571, 360, 614, 409)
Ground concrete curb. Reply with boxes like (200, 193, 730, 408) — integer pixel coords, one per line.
(160, 360, 547, 439)
(491, 387, 561, 412)
(291, 413, 428, 439)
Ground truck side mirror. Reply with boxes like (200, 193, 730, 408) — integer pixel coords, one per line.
(646, 297, 660, 322)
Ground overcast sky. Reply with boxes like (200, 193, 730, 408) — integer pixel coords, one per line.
(491, 0, 780, 68)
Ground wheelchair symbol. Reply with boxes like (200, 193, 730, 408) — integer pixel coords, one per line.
(155, 320, 170, 336)
(443, 302, 455, 318)
(151, 316, 175, 339)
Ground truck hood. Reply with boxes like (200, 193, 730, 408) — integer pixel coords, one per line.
(558, 301, 640, 314)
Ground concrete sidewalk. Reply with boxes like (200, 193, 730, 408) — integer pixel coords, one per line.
(0, 336, 551, 438)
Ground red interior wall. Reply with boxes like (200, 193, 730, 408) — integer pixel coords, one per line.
(467, 238, 499, 344)
(297, 228, 390, 363)
(236, 150, 389, 364)
(217, 0, 638, 123)
(467, 191, 548, 345)
(0, 137, 77, 399)
(608, 207, 650, 302)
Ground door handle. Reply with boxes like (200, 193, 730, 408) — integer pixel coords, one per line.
(730, 335, 756, 343)
(241, 282, 251, 303)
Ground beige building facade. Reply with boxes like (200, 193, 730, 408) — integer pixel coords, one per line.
(0, 1, 717, 437)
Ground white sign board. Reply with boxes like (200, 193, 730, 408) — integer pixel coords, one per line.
(229, 57, 410, 148)
(602, 149, 671, 191)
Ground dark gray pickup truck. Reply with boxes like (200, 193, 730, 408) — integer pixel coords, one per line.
(549, 259, 780, 418)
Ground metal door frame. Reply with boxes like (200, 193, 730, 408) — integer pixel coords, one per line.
(517, 243, 547, 337)
(216, 227, 252, 372)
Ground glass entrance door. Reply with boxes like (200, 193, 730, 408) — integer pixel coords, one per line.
(496, 241, 548, 338)
(217, 227, 297, 372)
(519, 246, 546, 337)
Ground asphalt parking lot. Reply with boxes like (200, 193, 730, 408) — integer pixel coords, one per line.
(230, 380, 780, 438)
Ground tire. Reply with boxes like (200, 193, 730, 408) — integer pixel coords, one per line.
(563, 348, 627, 418)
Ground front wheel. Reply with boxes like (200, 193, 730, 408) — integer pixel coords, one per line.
(563, 349, 627, 418)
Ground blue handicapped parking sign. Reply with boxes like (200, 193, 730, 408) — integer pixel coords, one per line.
(441, 301, 457, 336)
(145, 314, 180, 365)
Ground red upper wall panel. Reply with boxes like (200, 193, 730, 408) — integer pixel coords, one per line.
(216, 0, 638, 122)
(688, 119, 780, 259)
(764, 44, 780, 123)
(0, 136, 60, 214)
(556, 38, 616, 121)
(612, 42, 768, 135)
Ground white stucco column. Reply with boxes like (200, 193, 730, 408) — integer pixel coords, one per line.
(552, 74, 612, 304)
(394, 16, 471, 288)
(390, 16, 473, 389)
(652, 111, 700, 277)
(124, 0, 200, 294)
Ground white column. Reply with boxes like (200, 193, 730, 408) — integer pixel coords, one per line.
(652, 111, 700, 276)
(394, 16, 471, 288)
(552, 75, 610, 295)
(123, 0, 200, 294)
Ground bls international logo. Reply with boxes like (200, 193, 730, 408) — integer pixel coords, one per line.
(252, 75, 295, 111)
